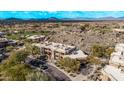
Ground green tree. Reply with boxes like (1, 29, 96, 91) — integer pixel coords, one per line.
(5, 64, 31, 80)
(14, 50, 29, 63)
(4, 63, 50, 81)
(0, 50, 50, 81)
(5, 46, 14, 52)
(26, 45, 40, 56)
(91, 44, 114, 58)
(58, 58, 80, 73)
(86, 56, 101, 65)
(91, 45, 105, 57)
(31, 45, 40, 55)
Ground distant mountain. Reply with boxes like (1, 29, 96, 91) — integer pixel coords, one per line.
(1, 16, 124, 22)
(118, 17, 124, 19)
(47, 17, 59, 20)
(60, 16, 124, 21)
(96, 16, 124, 20)
(5, 18, 23, 21)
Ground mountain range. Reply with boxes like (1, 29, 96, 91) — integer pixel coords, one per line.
(1, 17, 124, 22)
(1, 11, 124, 21)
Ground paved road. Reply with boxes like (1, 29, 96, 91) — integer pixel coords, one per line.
(29, 63, 71, 81)
(45, 64, 71, 81)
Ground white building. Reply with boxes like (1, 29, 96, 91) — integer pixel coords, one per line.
(102, 43, 124, 81)
(34, 41, 87, 61)
(63, 49, 87, 59)
(27, 35, 45, 42)
(110, 43, 124, 66)
(0, 32, 5, 36)
(113, 29, 124, 32)
(102, 65, 124, 81)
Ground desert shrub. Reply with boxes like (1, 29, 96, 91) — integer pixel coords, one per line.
(105, 47, 114, 58)
(14, 50, 29, 63)
(58, 58, 80, 73)
(91, 45, 114, 58)
(25, 70, 49, 81)
(69, 73, 76, 77)
(5, 46, 14, 52)
(0, 50, 49, 81)
(91, 45, 105, 57)
(86, 56, 101, 65)
(25, 44, 40, 56)
(80, 24, 90, 31)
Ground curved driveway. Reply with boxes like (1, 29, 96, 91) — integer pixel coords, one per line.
(45, 64, 71, 81)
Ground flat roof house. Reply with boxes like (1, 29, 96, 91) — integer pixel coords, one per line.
(34, 41, 87, 61)
(102, 43, 124, 81)
(27, 35, 45, 42)
(0, 38, 9, 48)
(113, 29, 124, 32)
(110, 43, 124, 66)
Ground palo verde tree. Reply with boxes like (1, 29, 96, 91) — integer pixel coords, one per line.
(58, 57, 80, 73)
(25, 44, 40, 56)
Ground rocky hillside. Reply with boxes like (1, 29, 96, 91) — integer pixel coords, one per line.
(48, 26, 124, 54)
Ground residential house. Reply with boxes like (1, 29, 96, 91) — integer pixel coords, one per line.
(102, 43, 124, 81)
(27, 35, 45, 42)
(34, 41, 87, 61)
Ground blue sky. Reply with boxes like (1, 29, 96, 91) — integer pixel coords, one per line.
(0, 11, 124, 19)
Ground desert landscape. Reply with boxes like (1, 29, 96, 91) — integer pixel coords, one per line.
(0, 19, 124, 81)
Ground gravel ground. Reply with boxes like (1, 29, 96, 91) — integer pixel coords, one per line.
(48, 30, 124, 54)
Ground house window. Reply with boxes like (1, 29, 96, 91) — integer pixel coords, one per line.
(121, 52, 123, 55)
(121, 68, 124, 73)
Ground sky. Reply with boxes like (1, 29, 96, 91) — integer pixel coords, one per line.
(0, 11, 124, 19)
